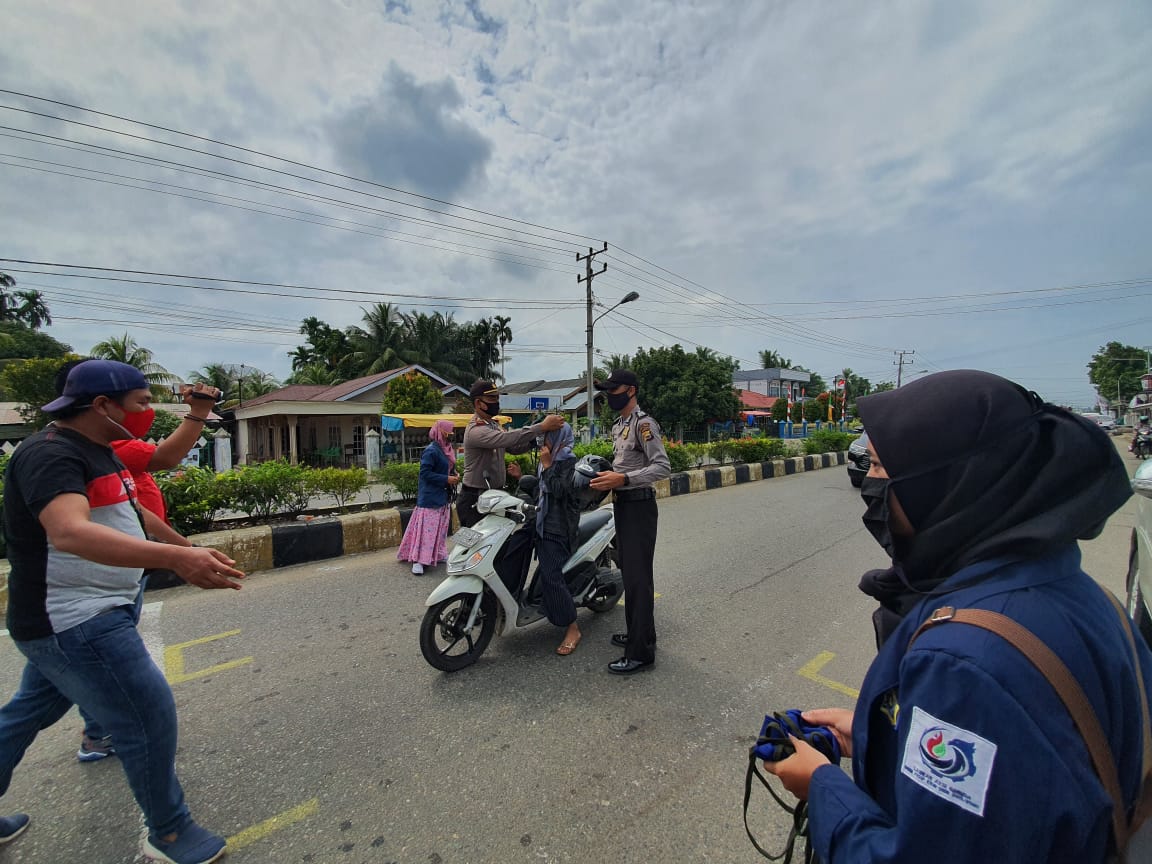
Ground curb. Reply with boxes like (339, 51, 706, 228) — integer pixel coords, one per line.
(0, 450, 850, 605)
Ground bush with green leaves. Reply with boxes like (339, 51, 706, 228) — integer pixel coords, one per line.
(802, 429, 856, 455)
(156, 466, 237, 535)
(228, 460, 311, 520)
(376, 462, 420, 504)
(309, 467, 368, 511)
(573, 440, 614, 461)
(666, 442, 692, 473)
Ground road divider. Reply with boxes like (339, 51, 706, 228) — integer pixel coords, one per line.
(798, 651, 861, 699)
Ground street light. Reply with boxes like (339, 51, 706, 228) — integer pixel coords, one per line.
(586, 291, 640, 441)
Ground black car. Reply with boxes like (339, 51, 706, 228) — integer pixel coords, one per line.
(846, 431, 870, 487)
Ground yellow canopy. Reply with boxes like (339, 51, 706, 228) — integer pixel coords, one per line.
(381, 413, 511, 429)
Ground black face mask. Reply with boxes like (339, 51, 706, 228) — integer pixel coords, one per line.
(480, 400, 501, 416)
(606, 390, 632, 411)
(860, 475, 897, 559)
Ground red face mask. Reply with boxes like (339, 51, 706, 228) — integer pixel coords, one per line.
(119, 407, 156, 439)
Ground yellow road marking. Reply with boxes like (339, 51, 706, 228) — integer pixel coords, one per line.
(227, 798, 319, 852)
(798, 651, 860, 699)
(618, 592, 662, 606)
(164, 629, 253, 685)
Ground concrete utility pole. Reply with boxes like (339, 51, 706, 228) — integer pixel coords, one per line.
(579, 243, 608, 441)
(894, 350, 915, 388)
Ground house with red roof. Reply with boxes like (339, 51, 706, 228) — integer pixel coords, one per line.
(231, 365, 466, 465)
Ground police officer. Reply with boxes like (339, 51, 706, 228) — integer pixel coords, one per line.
(589, 370, 670, 675)
(458, 380, 563, 528)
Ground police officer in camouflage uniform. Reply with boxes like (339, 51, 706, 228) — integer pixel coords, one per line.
(590, 370, 670, 675)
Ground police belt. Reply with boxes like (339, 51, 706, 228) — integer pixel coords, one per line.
(614, 486, 656, 502)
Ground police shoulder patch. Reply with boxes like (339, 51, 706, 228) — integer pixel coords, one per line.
(639, 423, 653, 442)
(900, 705, 997, 817)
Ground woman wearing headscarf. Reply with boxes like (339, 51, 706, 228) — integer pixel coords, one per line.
(764, 371, 1151, 863)
(397, 420, 458, 575)
(534, 421, 582, 655)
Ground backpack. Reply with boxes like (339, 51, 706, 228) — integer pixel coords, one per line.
(908, 591, 1152, 864)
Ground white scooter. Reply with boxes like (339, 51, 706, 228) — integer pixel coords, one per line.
(419, 457, 621, 671)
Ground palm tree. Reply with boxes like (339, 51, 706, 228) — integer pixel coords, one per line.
(346, 302, 405, 376)
(285, 364, 343, 386)
(0, 272, 16, 322)
(493, 315, 512, 382)
(90, 333, 179, 399)
(760, 349, 793, 370)
(398, 311, 470, 383)
(599, 353, 632, 375)
(14, 290, 52, 329)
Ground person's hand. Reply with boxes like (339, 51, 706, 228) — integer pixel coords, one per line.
(539, 414, 564, 432)
(506, 461, 523, 480)
(589, 470, 627, 491)
(538, 443, 554, 470)
(172, 547, 245, 590)
(802, 708, 854, 758)
(181, 382, 220, 417)
(446, 474, 459, 486)
(762, 736, 831, 801)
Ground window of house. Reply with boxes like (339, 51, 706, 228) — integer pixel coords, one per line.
(281, 426, 290, 458)
(352, 425, 365, 458)
(328, 424, 342, 449)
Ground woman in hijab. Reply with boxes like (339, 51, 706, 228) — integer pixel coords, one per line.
(763, 370, 1151, 863)
(397, 420, 459, 575)
(534, 421, 582, 655)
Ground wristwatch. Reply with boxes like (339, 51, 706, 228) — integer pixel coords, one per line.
(622, 473, 631, 486)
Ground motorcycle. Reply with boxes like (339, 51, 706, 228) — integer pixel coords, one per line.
(419, 455, 622, 671)
(1134, 430, 1152, 460)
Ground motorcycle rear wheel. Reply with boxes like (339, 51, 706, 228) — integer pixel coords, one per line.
(419, 590, 497, 672)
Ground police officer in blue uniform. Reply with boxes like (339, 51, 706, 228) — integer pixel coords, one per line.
(589, 370, 670, 675)
(763, 371, 1151, 863)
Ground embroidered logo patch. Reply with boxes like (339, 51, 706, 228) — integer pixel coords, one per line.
(620, 426, 630, 440)
(639, 423, 653, 442)
(901, 706, 996, 817)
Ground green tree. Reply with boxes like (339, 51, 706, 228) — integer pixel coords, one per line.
(493, 315, 513, 382)
(382, 371, 443, 414)
(872, 381, 896, 393)
(771, 394, 790, 422)
(0, 353, 85, 427)
(599, 353, 632, 375)
(346, 303, 405, 376)
(629, 345, 741, 435)
(1088, 341, 1148, 406)
(0, 273, 54, 330)
(797, 368, 826, 395)
(89, 333, 178, 400)
(759, 349, 794, 369)
(0, 320, 71, 361)
(291, 317, 356, 378)
(285, 363, 343, 386)
(149, 409, 183, 439)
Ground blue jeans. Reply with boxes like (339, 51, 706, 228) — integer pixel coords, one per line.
(81, 576, 147, 740)
(0, 606, 189, 836)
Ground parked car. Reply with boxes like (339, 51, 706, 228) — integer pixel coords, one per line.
(847, 431, 869, 487)
(1127, 459, 1152, 648)
(1080, 412, 1117, 432)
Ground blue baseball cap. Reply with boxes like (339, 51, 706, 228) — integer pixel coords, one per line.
(41, 360, 150, 413)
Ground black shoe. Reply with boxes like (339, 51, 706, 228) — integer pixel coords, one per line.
(611, 633, 629, 647)
(608, 657, 654, 675)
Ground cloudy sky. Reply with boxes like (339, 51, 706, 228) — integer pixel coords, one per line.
(1, 0, 1149, 408)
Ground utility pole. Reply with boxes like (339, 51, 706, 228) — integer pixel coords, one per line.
(894, 350, 915, 388)
(579, 242, 608, 441)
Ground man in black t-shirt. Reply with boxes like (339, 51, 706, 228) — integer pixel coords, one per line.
(0, 360, 243, 863)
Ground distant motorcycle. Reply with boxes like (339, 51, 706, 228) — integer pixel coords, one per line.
(1134, 430, 1152, 460)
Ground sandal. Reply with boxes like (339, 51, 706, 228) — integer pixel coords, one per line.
(556, 635, 581, 656)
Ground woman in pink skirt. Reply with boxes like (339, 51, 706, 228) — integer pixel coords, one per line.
(397, 420, 459, 574)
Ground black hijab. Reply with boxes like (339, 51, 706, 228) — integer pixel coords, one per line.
(855, 370, 1131, 647)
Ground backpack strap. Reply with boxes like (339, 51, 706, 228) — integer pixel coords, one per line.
(1102, 591, 1152, 839)
(909, 606, 1130, 857)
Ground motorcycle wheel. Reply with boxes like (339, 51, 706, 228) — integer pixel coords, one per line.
(419, 590, 497, 672)
(587, 548, 621, 614)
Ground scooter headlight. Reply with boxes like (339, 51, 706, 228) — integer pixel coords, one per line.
(448, 545, 493, 574)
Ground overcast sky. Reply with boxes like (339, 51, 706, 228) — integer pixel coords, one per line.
(1, 0, 1149, 408)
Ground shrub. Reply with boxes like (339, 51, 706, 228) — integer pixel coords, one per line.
(730, 438, 788, 462)
(666, 442, 692, 473)
(156, 466, 236, 535)
(309, 467, 368, 511)
(376, 462, 420, 504)
(228, 460, 311, 520)
(573, 440, 614, 461)
(802, 430, 856, 455)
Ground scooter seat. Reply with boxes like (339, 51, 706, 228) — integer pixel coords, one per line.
(576, 509, 612, 545)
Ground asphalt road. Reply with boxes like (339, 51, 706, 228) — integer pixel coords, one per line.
(0, 445, 1137, 864)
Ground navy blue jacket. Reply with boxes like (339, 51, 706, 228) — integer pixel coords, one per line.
(809, 545, 1152, 864)
(416, 442, 454, 510)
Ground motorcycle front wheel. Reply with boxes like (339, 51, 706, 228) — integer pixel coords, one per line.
(419, 590, 497, 672)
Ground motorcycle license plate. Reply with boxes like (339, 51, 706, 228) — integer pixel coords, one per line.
(451, 527, 484, 548)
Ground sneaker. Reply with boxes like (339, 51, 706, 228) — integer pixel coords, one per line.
(0, 814, 29, 845)
(77, 734, 116, 762)
(411, 563, 424, 575)
(143, 821, 226, 864)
